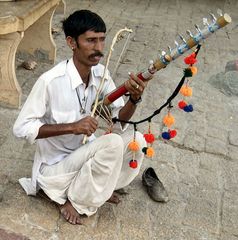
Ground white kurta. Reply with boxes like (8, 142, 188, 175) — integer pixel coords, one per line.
(13, 59, 127, 195)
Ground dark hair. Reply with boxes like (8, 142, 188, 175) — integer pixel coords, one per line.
(62, 10, 106, 39)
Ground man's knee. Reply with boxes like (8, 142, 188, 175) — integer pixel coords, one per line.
(103, 133, 124, 152)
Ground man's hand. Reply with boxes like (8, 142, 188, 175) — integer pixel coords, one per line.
(72, 116, 98, 136)
(124, 73, 148, 100)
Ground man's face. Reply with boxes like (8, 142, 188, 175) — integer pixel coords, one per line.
(74, 30, 106, 67)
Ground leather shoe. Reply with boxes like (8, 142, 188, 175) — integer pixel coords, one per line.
(142, 167, 169, 202)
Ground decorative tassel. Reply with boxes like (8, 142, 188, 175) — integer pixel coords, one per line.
(162, 129, 177, 140)
(142, 147, 155, 158)
(184, 52, 197, 65)
(183, 104, 193, 112)
(142, 147, 147, 154)
(178, 100, 187, 109)
(129, 159, 138, 169)
(146, 147, 155, 157)
(162, 131, 171, 140)
(163, 113, 175, 128)
(128, 128, 140, 169)
(184, 68, 193, 77)
(143, 133, 155, 144)
(128, 140, 140, 151)
(169, 129, 177, 138)
(190, 66, 197, 75)
(180, 85, 192, 97)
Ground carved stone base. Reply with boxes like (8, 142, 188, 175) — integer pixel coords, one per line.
(0, 32, 23, 108)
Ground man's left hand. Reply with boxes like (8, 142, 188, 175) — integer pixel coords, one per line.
(124, 73, 148, 100)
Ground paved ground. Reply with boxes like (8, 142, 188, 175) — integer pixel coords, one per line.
(0, 0, 238, 239)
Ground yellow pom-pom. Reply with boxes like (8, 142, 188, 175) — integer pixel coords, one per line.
(146, 147, 155, 158)
(163, 114, 175, 127)
(190, 66, 197, 76)
(180, 86, 193, 97)
(128, 140, 140, 151)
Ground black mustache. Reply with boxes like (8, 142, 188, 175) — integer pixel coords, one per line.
(89, 52, 104, 58)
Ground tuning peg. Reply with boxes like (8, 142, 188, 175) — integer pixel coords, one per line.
(186, 30, 193, 38)
(217, 9, 223, 16)
(157, 49, 162, 58)
(167, 45, 172, 53)
(194, 24, 202, 34)
(203, 18, 209, 26)
(149, 60, 154, 69)
(174, 40, 179, 47)
(161, 50, 166, 56)
(209, 13, 217, 22)
(178, 34, 187, 44)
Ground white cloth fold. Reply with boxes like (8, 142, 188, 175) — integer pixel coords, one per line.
(37, 131, 146, 216)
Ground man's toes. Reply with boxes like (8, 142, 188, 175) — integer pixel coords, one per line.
(66, 211, 71, 221)
(72, 216, 77, 225)
(61, 209, 66, 217)
(61, 209, 70, 221)
(112, 195, 120, 204)
(76, 217, 82, 225)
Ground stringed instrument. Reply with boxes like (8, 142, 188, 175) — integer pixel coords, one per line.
(103, 11, 232, 106)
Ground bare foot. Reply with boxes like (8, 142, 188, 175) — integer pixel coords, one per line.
(107, 192, 121, 204)
(59, 200, 82, 225)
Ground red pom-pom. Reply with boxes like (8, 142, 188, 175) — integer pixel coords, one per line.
(184, 53, 197, 65)
(178, 100, 187, 109)
(143, 133, 155, 143)
(129, 160, 138, 169)
(169, 129, 177, 138)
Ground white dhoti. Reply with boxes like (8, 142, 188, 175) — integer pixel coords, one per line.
(37, 131, 146, 216)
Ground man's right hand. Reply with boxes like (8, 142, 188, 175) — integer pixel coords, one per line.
(72, 116, 98, 136)
(37, 116, 98, 139)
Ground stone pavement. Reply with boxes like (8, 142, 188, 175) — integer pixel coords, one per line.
(0, 0, 238, 239)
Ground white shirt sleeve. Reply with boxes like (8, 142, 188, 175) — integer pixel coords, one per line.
(13, 77, 47, 144)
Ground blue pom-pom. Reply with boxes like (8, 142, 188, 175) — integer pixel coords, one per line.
(184, 104, 193, 112)
(162, 132, 171, 140)
(183, 106, 190, 112)
(187, 104, 193, 112)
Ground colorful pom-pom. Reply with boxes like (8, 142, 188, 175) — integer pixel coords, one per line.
(180, 86, 193, 97)
(142, 147, 148, 154)
(129, 159, 138, 169)
(184, 68, 193, 77)
(190, 66, 198, 75)
(178, 100, 187, 109)
(146, 147, 155, 158)
(128, 140, 140, 151)
(143, 133, 155, 143)
(169, 129, 177, 138)
(163, 114, 175, 127)
(184, 52, 197, 65)
(183, 104, 193, 112)
(162, 132, 170, 140)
